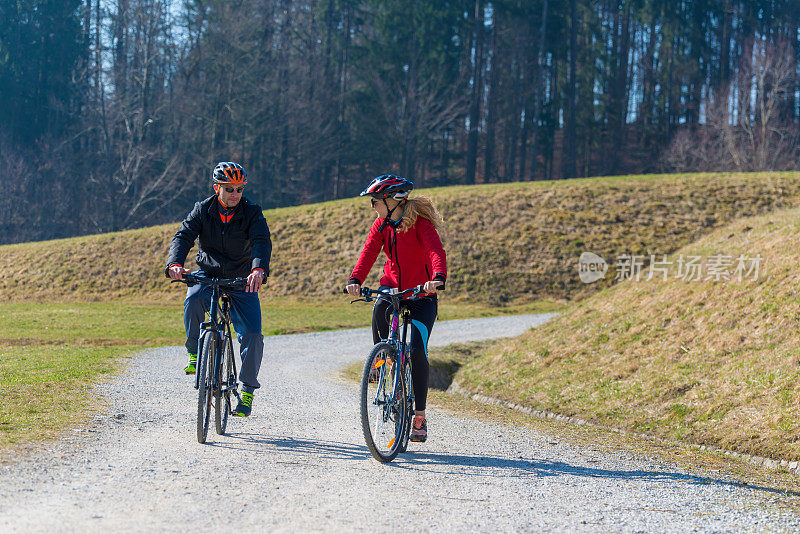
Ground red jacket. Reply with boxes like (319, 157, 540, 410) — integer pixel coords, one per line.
(349, 216, 447, 292)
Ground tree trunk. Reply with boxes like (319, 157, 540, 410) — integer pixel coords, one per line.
(607, 1, 630, 175)
(465, 0, 484, 184)
(484, 9, 499, 182)
(530, 0, 548, 180)
(563, 0, 577, 179)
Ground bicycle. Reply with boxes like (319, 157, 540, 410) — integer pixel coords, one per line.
(173, 273, 246, 443)
(347, 285, 427, 463)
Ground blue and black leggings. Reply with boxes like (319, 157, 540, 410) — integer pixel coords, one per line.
(372, 291, 437, 412)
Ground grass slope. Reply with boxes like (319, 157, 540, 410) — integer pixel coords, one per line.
(2, 172, 800, 305)
(3, 172, 800, 450)
(456, 207, 800, 461)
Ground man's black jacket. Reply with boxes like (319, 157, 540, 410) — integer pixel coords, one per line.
(166, 195, 272, 278)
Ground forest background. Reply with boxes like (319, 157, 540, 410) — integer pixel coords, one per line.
(1, 0, 799, 244)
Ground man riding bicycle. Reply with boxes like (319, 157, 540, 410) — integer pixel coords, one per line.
(165, 161, 271, 417)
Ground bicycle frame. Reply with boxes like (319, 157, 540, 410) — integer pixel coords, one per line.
(176, 274, 243, 401)
(350, 284, 429, 460)
(383, 302, 413, 412)
(195, 287, 237, 395)
(173, 273, 247, 443)
(359, 288, 424, 440)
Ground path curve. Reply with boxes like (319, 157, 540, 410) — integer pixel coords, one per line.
(1, 314, 797, 532)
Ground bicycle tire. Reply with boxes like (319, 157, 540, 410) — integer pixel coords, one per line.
(398, 359, 414, 453)
(215, 335, 234, 435)
(197, 331, 216, 443)
(360, 342, 407, 463)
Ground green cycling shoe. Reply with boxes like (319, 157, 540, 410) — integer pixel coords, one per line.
(184, 353, 197, 375)
(233, 391, 254, 417)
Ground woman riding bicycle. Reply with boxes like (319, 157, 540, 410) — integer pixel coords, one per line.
(346, 174, 447, 443)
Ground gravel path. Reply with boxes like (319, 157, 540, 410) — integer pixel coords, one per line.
(2, 313, 799, 532)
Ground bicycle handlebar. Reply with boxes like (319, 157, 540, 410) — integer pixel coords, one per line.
(343, 285, 427, 302)
(171, 273, 248, 289)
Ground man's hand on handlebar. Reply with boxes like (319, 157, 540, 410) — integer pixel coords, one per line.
(168, 264, 191, 280)
(247, 270, 266, 293)
(346, 283, 361, 297)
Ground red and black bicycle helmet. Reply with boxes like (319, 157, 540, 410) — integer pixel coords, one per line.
(360, 174, 413, 200)
(212, 161, 248, 184)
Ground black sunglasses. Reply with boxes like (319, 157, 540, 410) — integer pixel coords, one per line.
(370, 198, 378, 206)
(223, 186, 244, 193)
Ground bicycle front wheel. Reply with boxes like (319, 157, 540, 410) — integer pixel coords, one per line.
(360, 342, 407, 463)
(399, 359, 414, 453)
(215, 335, 234, 435)
(197, 331, 216, 443)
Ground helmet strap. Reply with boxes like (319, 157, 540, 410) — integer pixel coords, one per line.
(214, 184, 228, 207)
(379, 198, 406, 231)
(215, 184, 238, 209)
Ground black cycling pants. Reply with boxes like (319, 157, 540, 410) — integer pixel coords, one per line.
(372, 291, 437, 412)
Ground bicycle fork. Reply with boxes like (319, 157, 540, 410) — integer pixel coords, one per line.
(196, 322, 228, 394)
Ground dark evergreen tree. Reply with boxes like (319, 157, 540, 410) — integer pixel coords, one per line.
(2, 0, 800, 244)
(0, 0, 86, 143)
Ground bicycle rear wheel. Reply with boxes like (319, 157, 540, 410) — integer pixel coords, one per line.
(197, 331, 216, 443)
(360, 342, 407, 463)
(215, 336, 234, 435)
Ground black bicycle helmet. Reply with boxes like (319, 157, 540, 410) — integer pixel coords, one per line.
(212, 161, 247, 184)
(360, 174, 413, 200)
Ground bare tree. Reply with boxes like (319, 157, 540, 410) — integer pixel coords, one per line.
(664, 38, 799, 173)
(0, 136, 36, 241)
(84, 0, 190, 232)
(0, 134, 76, 243)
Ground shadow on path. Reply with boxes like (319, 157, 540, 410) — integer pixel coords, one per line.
(208, 433, 368, 462)
(209, 432, 800, 498)
(394, 451, 800, 497)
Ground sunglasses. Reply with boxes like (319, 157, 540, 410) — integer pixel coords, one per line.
(370, 198, 378, 206)
(223, 186, 244, 193)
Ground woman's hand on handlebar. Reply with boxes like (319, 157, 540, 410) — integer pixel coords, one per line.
(423, 280, 443, 294)
(346, 283, 361, 297)
(168, 264, 191, 280)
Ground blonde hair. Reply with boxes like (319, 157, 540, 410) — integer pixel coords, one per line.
(397, 195, 445, 234)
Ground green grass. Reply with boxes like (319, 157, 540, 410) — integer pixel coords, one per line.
(0, 297, 562, 448)
(1, 302, 181, 346)
(0, 297, 562, 344)
(0, 344, 120, 445)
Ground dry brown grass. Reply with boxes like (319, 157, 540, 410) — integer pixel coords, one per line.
(457, 206, 800, 460)
(3, 172, 800, 304)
